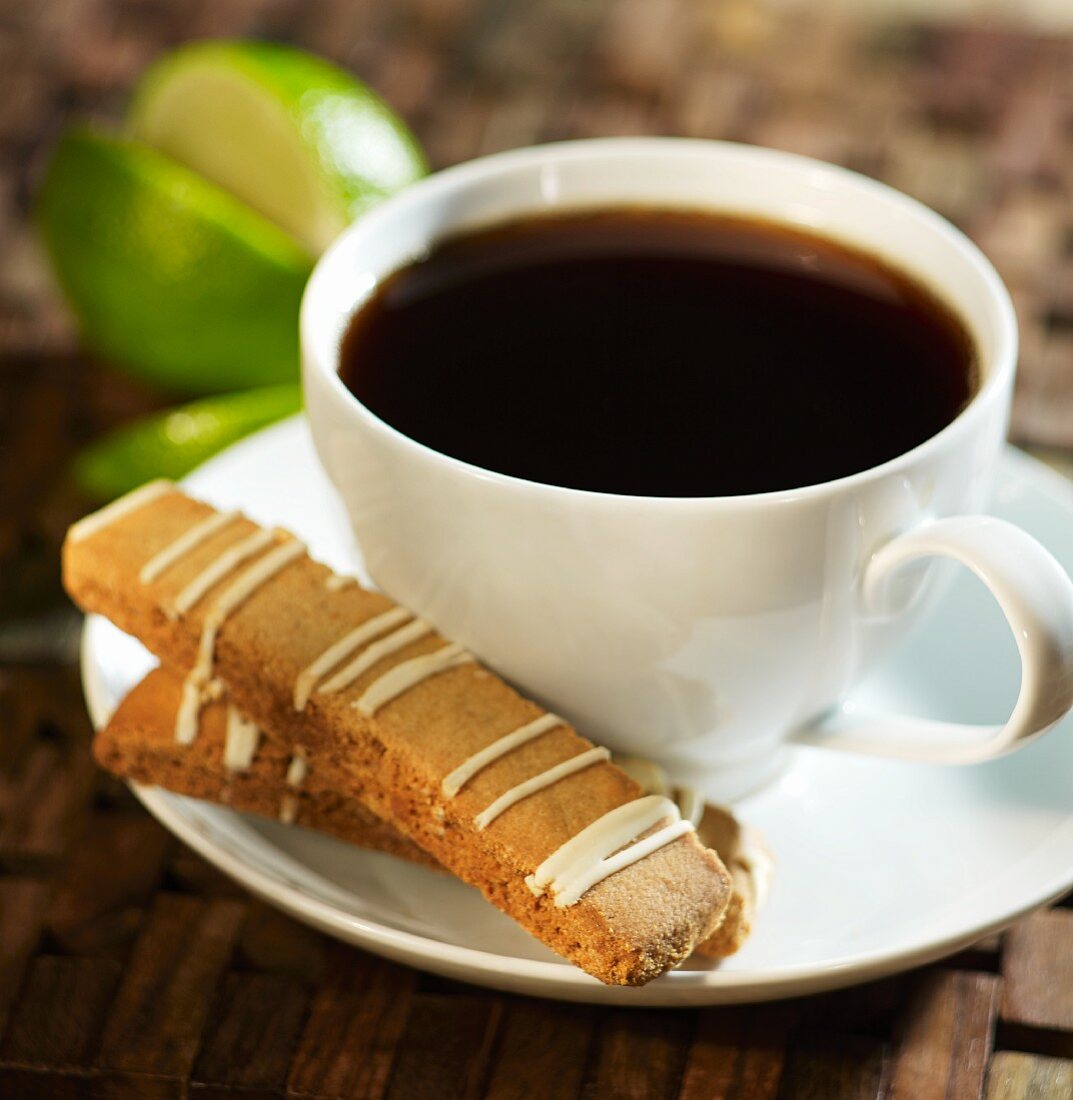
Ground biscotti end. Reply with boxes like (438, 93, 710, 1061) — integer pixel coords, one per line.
(694, 805, 773, 958)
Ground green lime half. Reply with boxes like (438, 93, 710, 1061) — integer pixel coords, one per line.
(129, 40, 427, 253)
(36, 128, 313, 394)
(73, 384, 302, 500)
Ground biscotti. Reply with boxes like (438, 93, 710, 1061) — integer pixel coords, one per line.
(613, 756, 770, 959)
(94, 664, 769, 957)
(93, 664, 441, 870)
(65, 482, 733, 985)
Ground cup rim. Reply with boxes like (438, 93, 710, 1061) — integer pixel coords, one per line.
(301, 136, 1018, 509)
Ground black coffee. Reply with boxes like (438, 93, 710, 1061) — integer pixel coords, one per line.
(339, 209, 976, 496)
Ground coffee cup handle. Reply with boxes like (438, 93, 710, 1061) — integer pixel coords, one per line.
(791, 516, 1073, 763)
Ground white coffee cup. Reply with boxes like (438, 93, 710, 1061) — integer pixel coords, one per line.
(302, 137, 1073, 800)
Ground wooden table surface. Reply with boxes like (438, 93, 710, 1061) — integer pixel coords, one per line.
(3, 1, 1073, 1097)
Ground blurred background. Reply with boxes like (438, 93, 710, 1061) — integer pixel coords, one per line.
(0, 0, 1072, 618)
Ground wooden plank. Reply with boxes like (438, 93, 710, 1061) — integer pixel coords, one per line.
(0, 358, 78, 506)
(1003, 909, 1073, 1033)
(484, 998, 596, 1100)
(234, 900, 327, 983)
(579, 1007, 694, 1100)
(986, 1051, 1073, 1099)
(91, 1076, 186, 1100)
(95, 894, 245, 1081)
(0, 1070, 88, 1100)
(889, 969, 1000, 1100)
(164, 846, 250, 898)
(777, 1032, 889, 1100)
(947, 934, 1004, 974)
(0, 667, 55, 777)
(806, 976, 909, 1037)
(190, 971, 308, 1094)
(47, 811, 171, 957)
(679, 1004, 796, 1100)
(0, 955, 121, 1070)
(384, 992, 501, 1100)
(0, 877, 50, 1035)
(0, 738, 96, 869)
(287, 949, 416, 1100)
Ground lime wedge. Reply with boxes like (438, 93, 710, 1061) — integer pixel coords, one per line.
(129, 40, 427, 253)
(36, 128, 313, 394)
(73, 384, 302, 500)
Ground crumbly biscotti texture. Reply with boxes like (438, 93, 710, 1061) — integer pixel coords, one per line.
(94, 665, 760, 955)
(93, 666, 441, 870)
(64, 488, 732, 985)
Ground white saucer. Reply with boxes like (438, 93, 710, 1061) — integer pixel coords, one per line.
(81, 417, 1073, 1006)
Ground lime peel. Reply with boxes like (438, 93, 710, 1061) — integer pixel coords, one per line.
(37, 128, 313, 394)
(129, 40, 427, 252)
(73, 384, 303, 501)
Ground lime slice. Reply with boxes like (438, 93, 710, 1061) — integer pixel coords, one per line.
(73, 384, 302, 500)
(36, 128, 313, 394)
(129, 40, 427, 253)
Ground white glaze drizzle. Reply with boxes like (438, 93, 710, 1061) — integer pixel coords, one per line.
(285, 747, 308, 787)
(553, 819, 694, 907)
(68, 479, 172, 543)
(137, 499, 700, 907)
(193, 539, 306, 679)
(525, 794, 693, 907)
(174, 538, 305, 742)
(474, 747, 610, 830)
(325, 573, 358, 591)
(353, 642, 474, 716)
(203, 678, 225, 702)
(139, 511, 238, 583)
(441, 713, 563, 797)
(437, 729, 697, 898)
(175, 675, 206, 745)
(293, 606, 413, 710)
(279, 747, 308, 824)
(224, 707, 261, 770)
(174, 675, 225, 745)
(318, 618, 433, 697)
(169, 527, 276, 618)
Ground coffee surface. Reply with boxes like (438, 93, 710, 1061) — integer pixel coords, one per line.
(339, 209, 976, 496)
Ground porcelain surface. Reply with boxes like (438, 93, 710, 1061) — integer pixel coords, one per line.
(81, 419, 1073, 1005)
(301, 139, 1073, 797)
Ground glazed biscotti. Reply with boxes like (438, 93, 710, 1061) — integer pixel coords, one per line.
(64, 482, 733, 985)
(94, 664, 441, 870)
(613, 756, 770, 959)
(94, 664, 770, 958)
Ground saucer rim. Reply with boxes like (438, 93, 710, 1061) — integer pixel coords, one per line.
(78, 427, 1073, 1006)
